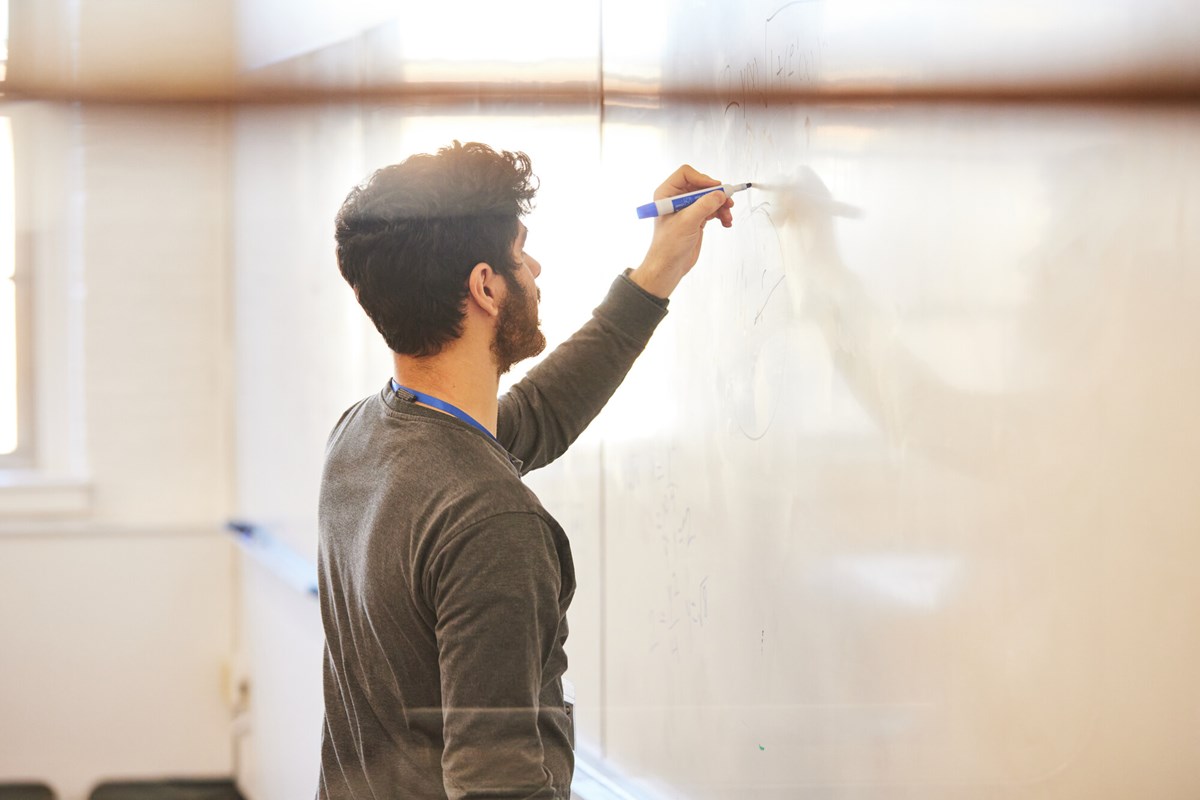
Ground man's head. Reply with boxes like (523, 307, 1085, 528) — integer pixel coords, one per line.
(335, 141, 542, 364)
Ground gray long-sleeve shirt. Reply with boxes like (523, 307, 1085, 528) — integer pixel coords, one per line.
(317, 274, 668, 799)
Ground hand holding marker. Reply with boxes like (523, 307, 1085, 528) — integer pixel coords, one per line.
(635, 175, 861, 222)
(637, 182, 753, 219)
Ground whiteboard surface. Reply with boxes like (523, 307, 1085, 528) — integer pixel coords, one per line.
(589, 99, 1200, 797)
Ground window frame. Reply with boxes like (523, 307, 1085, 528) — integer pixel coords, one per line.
(0, 101, 90, 518)
(1, 114, 33, 466)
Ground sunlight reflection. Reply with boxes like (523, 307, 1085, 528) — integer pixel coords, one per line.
(831, 554, 962, 611)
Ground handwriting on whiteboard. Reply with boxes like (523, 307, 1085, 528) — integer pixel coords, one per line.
(720, 32, 823, 124)
(636, 446, 711, 659)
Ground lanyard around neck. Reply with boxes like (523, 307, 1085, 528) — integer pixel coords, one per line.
(390, 379, 498, 444)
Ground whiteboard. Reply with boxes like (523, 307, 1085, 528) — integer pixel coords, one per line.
(582, 77, 1200, 800)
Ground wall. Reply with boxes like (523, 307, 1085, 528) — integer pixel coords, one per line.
(0, 2, 240, 794)
(235, 0, 398, 73)
(0, 102, 237, 799)
(9, 0, 235, 99)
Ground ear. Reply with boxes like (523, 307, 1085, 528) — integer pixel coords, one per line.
(466, 262, 505, 318)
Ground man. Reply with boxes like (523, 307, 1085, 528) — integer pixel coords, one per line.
(317, 141, 734, 799)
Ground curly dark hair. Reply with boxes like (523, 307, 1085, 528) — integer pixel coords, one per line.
(334, 141, 538, 357)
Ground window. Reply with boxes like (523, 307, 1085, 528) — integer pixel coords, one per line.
(0, 114, 28, 467)
(0, 1, 24, 469)
(0, 0, 7, 83)
(0, 100, 88, 514)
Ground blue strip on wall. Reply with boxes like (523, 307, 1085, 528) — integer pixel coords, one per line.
(226, 520, 319, 598)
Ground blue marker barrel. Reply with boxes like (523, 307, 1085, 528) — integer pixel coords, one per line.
(637, 182, 751, 219)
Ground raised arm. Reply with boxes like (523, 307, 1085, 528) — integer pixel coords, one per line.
(498, 166, 735, 471)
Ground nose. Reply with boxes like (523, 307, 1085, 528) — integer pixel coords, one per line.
(526, 253, 541, 279)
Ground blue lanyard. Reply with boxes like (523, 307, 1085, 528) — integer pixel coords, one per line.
(391, 379, 498, 444)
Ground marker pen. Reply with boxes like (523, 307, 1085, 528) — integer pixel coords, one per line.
(637, 182, 752, 219)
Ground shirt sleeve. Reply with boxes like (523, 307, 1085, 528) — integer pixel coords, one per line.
(497, 272, 669, 474)
(428, 511, 567, 799)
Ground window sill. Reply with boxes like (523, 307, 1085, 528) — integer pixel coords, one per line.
(0, 472, 93, 518)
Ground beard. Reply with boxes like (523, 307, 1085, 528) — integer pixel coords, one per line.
(491, 274, 546, 375)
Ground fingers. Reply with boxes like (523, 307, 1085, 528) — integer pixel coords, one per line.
(711, 197, 734, 228)
(695, 192, 734, 228)
(655, 164, 721, 200)
(655, 165, 737, 228)
(632, 172, 735, 298)
(676, 187, 730, 227)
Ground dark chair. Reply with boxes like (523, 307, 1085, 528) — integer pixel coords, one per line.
(88, 781, 243, 800)
(0, 785, 56, 800)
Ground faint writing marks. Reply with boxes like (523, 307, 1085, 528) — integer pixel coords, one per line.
(652, 482, 696, 557)
(721, 34, 824, 125)
(644, 448, 710, 658)
(766, 0, 820, 24)
(649, 573, 710, 657)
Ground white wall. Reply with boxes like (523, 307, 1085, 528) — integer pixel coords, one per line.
(0, 104, 237, 799)
(2, 4, 241, 793)
(9, 0, 235, 99)
(235, 0, 398, 72)
(75, 0, 235, 98)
